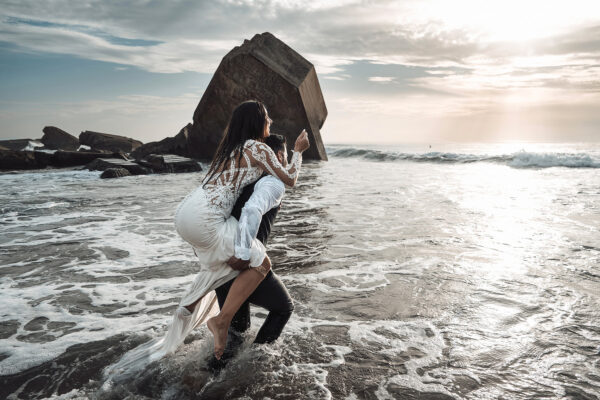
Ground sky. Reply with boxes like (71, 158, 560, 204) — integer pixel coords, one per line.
(1, 0, 599, 144)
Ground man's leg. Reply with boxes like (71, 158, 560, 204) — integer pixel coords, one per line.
(246, 271, 294, 344)
(211, 270, 293, 354)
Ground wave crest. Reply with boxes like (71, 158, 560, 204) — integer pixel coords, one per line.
(327, 147, 600, 168)
(508, 152, 600, 168)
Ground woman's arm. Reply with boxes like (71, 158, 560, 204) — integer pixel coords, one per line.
(247, 130, 309, 187)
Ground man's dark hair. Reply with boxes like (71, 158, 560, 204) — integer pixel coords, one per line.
(265, 134, 286, 154)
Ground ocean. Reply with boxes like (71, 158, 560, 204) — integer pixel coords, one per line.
(1, 142, 599, 399)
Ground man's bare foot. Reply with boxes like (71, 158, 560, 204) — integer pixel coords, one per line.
(207, 316, 228, 360)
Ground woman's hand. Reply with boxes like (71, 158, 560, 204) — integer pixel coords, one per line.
(227, 256, 250, 271)
(294, 129, 310, 153)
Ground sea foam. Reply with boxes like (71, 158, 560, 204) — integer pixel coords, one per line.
(328, 146, 600, 168)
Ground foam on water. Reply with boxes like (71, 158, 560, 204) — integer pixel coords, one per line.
(328, 145, 600, 168)
(0, 170, 205, 376)
(283, 261, 400, 293)
(22, 140, 44, 152)
(508, 151, 600, 168)
(256, 315, 449, 400)
(1, 149, 599, 398)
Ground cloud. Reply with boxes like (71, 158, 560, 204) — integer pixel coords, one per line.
(368, 77, 395, 83)
(2, 0, 599, 79)
(58, 93, 201, 117)
(0, 92, 202, 141)
(1, 0, 599, 142)
(4, 16, 163, 46)
(0, 17, 234, 73)
(323, 74, 351, 81)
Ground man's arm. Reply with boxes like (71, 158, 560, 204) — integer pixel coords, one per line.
(231, 176, 285, 269)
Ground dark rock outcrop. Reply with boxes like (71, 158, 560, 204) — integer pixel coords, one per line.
(86, 158, 150, 175)
(189, 32, 327, 160)
(41, 127, 79, 151)
(100, 168, 131, 179)
(137, 154, 202, 173)
(50, 151, 128, 168)
(77, 146, 110, 153)
(0, 139, 36, 151)
(0, 150, 38, 170)
(79, 131, 143, 153)
(0, 149, 128, 170)
(131, 123, 192, 159)
(33, 150, 54, 167)
(0, 144, 201, 175)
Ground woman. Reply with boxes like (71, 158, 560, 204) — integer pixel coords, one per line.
(174, 100, 309, 359)
(103, 101, 309, 381)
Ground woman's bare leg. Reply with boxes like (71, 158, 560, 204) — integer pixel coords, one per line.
(207, 256, 271, 359)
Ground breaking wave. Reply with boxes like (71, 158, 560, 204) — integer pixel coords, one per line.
(327, 147, 600, 168)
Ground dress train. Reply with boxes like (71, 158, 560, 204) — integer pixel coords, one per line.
(102, 265, 238, 385)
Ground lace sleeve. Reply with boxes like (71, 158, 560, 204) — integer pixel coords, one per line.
(246, 141, 302, 187)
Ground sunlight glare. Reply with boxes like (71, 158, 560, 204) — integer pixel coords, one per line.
(413, 0, 600, 42)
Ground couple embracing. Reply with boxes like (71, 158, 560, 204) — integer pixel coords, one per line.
(105, 100, 310, 379)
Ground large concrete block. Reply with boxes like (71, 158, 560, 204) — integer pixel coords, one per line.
(189, 32, 328, 160)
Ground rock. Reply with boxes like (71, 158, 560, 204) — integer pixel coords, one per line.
(189, 32, 328, 160)
(86, 158, 150, 175)
(79, 131, 143, 153)
(0, 150, 38, 170)
(0, 149, 130, 170)
(41, 127, 79, 151)
(76, 145, 93, 152)
(0, 139, 37, 151)
(0, 145, 9, 151)
(78, 146, 112, 153)
(100, 168, 131, 179)
(131, 123, 193, 159)
(138, 154, 202, 173)
(33, 150, 54, 167)
(49, 151, 128, 168)
(137, 154, 165, 171)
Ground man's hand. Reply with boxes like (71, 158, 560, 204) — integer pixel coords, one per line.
(227, 256, 250, 271)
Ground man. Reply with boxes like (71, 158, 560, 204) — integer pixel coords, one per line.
(209, 134, 294, 369)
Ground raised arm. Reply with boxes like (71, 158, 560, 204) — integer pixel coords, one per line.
(246, 130, 310, 187)
(246, 142, 300, 187)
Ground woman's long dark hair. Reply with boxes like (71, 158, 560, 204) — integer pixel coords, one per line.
(203, 100, 268, 186)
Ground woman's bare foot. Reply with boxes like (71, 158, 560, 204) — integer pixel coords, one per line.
(207, 316, 228, 360)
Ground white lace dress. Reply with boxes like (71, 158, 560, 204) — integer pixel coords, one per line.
(103, 139, 302, 382)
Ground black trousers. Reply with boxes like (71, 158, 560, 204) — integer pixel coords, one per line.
(215, 270, 294, 345)
(214, 178, 294, 355)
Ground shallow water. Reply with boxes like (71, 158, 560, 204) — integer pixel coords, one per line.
(1, 143, 599, 399)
